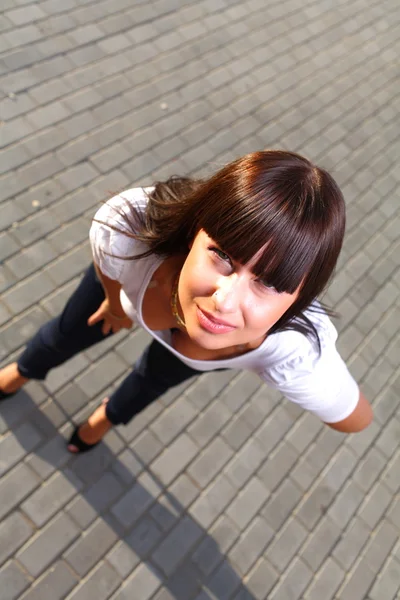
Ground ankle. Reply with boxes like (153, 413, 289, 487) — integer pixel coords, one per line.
(0, 363, 29, 393)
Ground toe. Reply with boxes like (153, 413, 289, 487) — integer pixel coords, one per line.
(67, 444, 79, 453)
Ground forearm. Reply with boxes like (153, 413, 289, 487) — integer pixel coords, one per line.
(94, 262, 126, 316)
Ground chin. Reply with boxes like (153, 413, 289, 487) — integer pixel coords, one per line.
(186, 323, 237, 350)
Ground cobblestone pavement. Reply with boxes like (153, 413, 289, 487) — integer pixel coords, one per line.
(0, 0, 399, 598)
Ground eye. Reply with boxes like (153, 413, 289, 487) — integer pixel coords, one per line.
(256, 278, 279, 294)
(209, 246, 232, 264)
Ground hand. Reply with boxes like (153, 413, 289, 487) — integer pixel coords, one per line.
(87, 299, 133, 335)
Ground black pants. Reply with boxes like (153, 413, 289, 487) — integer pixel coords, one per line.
(17, 264, 201, 425)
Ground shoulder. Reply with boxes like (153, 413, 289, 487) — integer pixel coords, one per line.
(258, 310, 359, 423)
(93, 186, 154, 226)
(263, 308, 338, 370)
(89, 187, 154, 281)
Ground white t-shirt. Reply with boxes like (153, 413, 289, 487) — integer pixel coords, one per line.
(90, 187, 359, 424)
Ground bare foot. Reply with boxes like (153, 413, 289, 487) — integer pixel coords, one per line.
(0, 363, 29, 394)
(67, 402, 112, 453)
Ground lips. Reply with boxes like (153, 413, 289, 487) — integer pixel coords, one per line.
(196, 307, 237, 334)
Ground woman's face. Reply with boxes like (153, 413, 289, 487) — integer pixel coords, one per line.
(178, 229, 301, 350)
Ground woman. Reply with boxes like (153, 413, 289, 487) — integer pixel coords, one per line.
(0, 151, 372, 452)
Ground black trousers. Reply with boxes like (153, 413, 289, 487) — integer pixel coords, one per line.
(17, 264, 201, 425)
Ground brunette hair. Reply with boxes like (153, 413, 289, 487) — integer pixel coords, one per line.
(106, 150, 346, 343)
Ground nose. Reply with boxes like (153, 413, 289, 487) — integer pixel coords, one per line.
(213, 275, 241, 313)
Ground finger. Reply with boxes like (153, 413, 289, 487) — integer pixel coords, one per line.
(87, 311, 101, 326)
(102, 321, 111, 335)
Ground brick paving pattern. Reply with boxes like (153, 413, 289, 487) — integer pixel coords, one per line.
(0, 0, 399, 598)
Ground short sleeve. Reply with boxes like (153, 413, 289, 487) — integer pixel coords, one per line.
(89, 188, 149, 284)
(259, 323, 359, 423)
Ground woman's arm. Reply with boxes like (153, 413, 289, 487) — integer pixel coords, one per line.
(87, 263, 133, 334)
(325, 390, 373, 433)
(93, 263, 126, 317)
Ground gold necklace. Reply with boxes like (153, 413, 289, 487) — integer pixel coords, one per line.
(170, 276, 186, 329)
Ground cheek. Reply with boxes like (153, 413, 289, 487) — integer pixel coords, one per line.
(181, 252, 211, 293)
(179, 258, 204, 302)
(246, 297, 294, 327)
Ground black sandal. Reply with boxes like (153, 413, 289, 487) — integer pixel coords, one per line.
(67, 426, 101, 454)
(0, 390, 16, 401)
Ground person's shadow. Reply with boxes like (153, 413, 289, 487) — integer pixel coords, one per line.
(0, 365, 262, 600)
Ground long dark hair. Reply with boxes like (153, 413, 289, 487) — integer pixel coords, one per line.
(103, 150, 346, 344)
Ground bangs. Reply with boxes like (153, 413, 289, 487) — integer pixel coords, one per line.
(201, 194, 328, 295)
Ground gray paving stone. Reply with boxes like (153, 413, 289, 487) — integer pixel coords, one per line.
(149, 493, 183, 534)
(353, 447, 387, 492)
(0, 301, 11, 327)
(229, 516, 273, 576)
(225, 436, 267, 489)
(152, 515, 203, 576)
(194, 555, 234, 600)
(255, 406, 294, 454)
(266, 515, 308, 572)
(191, 514, 239, 576)
(164, 558, 204, 599)
(65, 561, 120, 600)
(221, 414, 253, 451)
(0, 422, 42, 477)
(0, 200, 26, 230)
(328, 480, 365, 529)
(186, 370, 233, 411)
(11, 211, 62, 248)
(150, 433, 199, 486)
(333, 517, 371, 571)
(106, 539, 140, 580)
(17, 512, 80, 577)
(64, 518, 118, 577)
(111, 563, 161, 600)
(0, 561, 31, 600)
(6, 5, 46, 26)
(126, 515, 164, 559)
(24, 435, 71, 481)
(262, 477, 303, 532)
(0, 463, 39, 520)
(110, 447, 142, 484)
(75, 350, 126, 397)
(270, 558, 313, 600)
(286, 412, 323, 453)
(0, 512, 34, 567)
(0, 307, 49, 358)
(189, 474, 237, 529)
(55, 164, 99, 197)
(149, 396, 197, 445)
(168, 472, 199, 508)
(304, 558, 344, 600)
(338, 560, 376, 600)
(18, 560, 78, 600)
(257, 441, 298, 492)
(363, 519, 397, 573)
(369, 556, 400, 600)
(240, 558, 279, 600)
(6, 240, 57, 279)
(187, 436, 234, 489)
(226, 477, 269, 531)
(21, 469, 81, 527)
(111, 472, 162, 529)
(360, 480, 396, 533)
(65, 494, 97, 531)
(301, 516, 342, 572)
